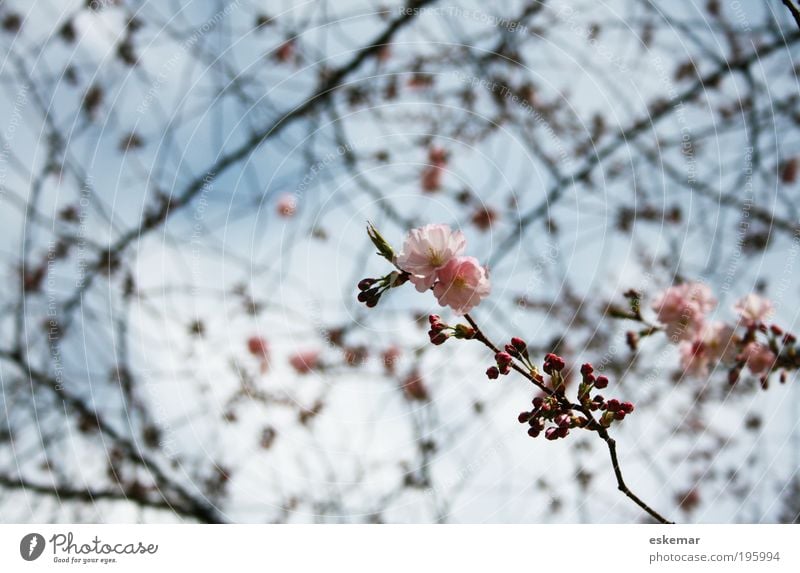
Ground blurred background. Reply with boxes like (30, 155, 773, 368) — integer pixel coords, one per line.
(1, 0, 799, 523)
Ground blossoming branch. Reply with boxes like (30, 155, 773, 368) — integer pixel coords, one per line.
(357, 222, 673, 524)
(611, 284, 798, 388)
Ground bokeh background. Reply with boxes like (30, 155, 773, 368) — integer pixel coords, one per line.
(1, 0, 799, 523)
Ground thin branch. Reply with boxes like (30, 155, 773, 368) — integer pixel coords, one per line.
(782, 0, 800, 30)
(463, 314, 674, 524)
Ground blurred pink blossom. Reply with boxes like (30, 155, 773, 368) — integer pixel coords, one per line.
(679, 322, 737, 377)
(651, 282, 716, 342)
(289, 350, 319, 374)
(740, 342, 776, 375)
(247, 336, 270, 373)
(276, 193, 297, 217)
(734, 293, 774, 325)
(420, 147, 447, 192)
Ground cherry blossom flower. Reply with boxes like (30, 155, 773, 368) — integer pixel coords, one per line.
(289, 350, 319, 374)
(679, 324, 731, 376)
(734, 293, 774, 325)
(679, 339, 710, 378)
(740, 342, 776, 375)
(395, 224, 466, 292)
(681, 321, 740, 377)
(276, 193, 297, 217)
(432, 256, 491, 315)
(651, 282, 716, 342)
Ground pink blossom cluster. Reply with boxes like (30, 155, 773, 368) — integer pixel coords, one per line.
(649, 284, 786, 380)
(395, 224, 491, 315)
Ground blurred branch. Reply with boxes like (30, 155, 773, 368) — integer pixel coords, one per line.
(782, 0, 800, 30)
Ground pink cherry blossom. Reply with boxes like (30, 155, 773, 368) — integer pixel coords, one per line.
(679, 322, 737, 377)
(396, 224, 466, 292)
(679, 339, 709, 378)
(432, 256, 491, 315)
(734, 293, 774, 325)
(289, 350, 319, 374)
(740, 342, 776, 375)
(702, 322, 738, 364)
(276, 193, 297, 217)
(651, 282, 716, 342)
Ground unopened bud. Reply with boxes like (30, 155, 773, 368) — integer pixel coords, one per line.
(495, 352, 513, 368)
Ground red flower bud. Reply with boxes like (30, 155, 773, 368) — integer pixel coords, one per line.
(543, 353, 565, 373)
(511, 337, 527, 351)
(454, 324, 476, 339)
(495, 352, 513, 367)
(621, 401, 635, 414)
(594, 375, 609, 389)
(486, 366, 500, 380)
(580, 363, 594, 377)
(626, 331, 639, 351)
(428, 330, 449, 345)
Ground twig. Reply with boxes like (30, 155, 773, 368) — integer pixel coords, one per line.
(463, 313, 674, 524)
(782, 0, 800, 30)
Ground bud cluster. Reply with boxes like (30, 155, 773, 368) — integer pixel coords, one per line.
(487, 337, 533, 380)
(357, 271, 410, 307)
(575, 362, 634, 428)
(518, 394, 588, 440)
(729, 321, 799, 389)
(518, 357, 635, 440)
(427, 314, 476, 346)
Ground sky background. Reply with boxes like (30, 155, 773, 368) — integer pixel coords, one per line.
(1, 0, 799, 523)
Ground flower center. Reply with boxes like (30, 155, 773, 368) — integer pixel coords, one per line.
(427, 248, 444, 267)
(453, 274, 467, 289)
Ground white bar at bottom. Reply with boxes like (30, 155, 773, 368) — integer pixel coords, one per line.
(0, 524, 796, 572)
